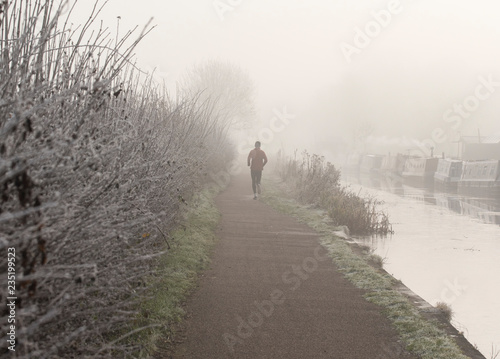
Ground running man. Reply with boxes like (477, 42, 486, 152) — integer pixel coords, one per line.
(247, 141, 268, 200)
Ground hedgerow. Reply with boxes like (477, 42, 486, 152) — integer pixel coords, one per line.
(0, 1, 233, 357)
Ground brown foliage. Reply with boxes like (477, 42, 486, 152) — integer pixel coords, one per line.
(276, 150, 392, 235)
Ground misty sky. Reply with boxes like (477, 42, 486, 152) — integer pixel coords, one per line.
(70, 0, 500, 157)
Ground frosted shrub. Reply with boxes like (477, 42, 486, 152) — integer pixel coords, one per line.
(276, 151, 392, 235)
(0, 1, 232, 357)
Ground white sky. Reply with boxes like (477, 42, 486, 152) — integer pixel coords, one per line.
(67, 0, 500, 156)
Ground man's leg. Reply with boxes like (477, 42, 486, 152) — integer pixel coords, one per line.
(256, 171, 262, 194)
(250, 170, 257, 197)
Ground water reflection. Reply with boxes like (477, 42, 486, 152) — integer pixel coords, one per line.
(341, 171, 500, 357)
(342, 173, 500, 225)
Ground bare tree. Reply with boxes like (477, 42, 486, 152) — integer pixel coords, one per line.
(179, 60, 257, 130)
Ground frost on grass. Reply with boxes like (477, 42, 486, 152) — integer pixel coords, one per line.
(261, 188, 470, 359)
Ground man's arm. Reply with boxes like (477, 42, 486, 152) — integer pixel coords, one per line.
(247, 150, 253, 166)
(263, 152, 268, 168)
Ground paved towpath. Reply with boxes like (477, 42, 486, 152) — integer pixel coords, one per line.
(169, 173, 416, 358)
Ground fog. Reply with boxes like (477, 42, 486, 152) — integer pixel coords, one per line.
(72, 0, 500, 159)
(47, 2, 499, 356)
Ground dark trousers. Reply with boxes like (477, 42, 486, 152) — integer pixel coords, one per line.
(250, 170, 262, 194)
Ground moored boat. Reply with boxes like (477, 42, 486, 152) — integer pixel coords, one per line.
(458, 160, 500, 196)
(380, 154, 407, 176)
(402, 157, 439, 187)
(434, 158, 463, 190)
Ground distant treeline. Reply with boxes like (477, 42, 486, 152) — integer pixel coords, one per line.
(0, 1, 233, 357)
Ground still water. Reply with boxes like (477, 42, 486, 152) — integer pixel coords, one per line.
(341, 173, 500, 358)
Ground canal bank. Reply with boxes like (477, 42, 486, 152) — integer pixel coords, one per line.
(260, 175, 485, 359)
(342, 235, 485, 359)
(342, 173, 500, 358)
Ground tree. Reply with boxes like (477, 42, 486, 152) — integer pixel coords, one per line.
(179, 60, 256, 130)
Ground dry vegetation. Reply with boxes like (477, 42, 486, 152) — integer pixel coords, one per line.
(1, 1, 233, 357)
(275, 150, 392, 235)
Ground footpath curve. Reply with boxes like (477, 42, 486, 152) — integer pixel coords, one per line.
(169, 173, 417, 358)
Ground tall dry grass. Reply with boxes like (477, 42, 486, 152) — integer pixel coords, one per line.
(1, 1, 233, 357)
(276, 150, 392, 235)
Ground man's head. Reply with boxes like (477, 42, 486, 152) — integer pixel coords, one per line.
(255, 141, 261, 148)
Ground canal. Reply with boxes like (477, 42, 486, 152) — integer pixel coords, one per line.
(341, 172, 500, 358)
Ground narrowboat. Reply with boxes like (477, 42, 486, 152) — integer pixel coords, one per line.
(401, 157, 439, 187)
(458, 160, 500, 196)
(380, 154, 407, 176)
(434, 159, 463, 189)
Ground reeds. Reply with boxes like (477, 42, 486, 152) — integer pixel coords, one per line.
(435, 302, 454, 322)
(276, 150, 393, 235)
(1, 1, 233, 357)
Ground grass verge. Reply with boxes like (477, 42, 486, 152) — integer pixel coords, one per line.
(130, 185, 222, 357)
(261, 175, 470, 359)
